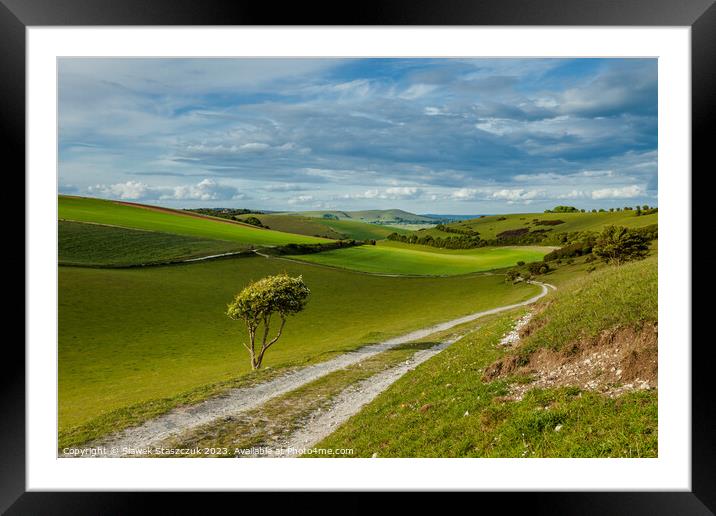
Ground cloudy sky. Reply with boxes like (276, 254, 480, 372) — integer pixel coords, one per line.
(58, 58, 657, 214)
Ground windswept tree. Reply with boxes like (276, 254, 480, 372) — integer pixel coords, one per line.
(593, 225, 649, 265)
(226, 274, 310, 370)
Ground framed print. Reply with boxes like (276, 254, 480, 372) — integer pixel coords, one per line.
(5, 0, 712, 513)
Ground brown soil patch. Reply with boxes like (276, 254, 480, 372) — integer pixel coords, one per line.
(484, 322, 657, 400)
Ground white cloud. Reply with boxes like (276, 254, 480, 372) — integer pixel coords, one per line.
(590, 184, 644, 199)
(345, 187, 424, 201)
(557, 189, 589, 199)
(384, 187, 423, 200)
(261, 183, 313, 192)
(88, 180, 154, 200)
(167, 179, 243, 201)
(580, 170, 614, 178)
(287, 195, 315, 205)
(424, 106, 445, 116)
(475, 118, 516, 135)
(87, 179, 244, 202)
(490, 189, 545, 202)
(450, 188, 480, 201)
(399, 83, 437, 99)
(239, 143, 270, 151)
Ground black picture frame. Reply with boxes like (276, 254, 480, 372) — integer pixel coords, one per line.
(4, 0, 710, 513)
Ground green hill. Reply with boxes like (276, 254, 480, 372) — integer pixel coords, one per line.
(59, 196, 330, 246)
(235, 213, 411, 240)
(58, 256, 539, 443)
(316, 255, 658, 457)
(292, 240, 553, 276)
(296, 209, 438, 224)
(59, 220, 251, 267)
(421, 210, 657, 241)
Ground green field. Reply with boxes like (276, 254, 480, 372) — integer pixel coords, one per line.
(317, 256, 658, 457)
(59, 256, 539, 433)
(422, 210, 658, 240)
(59, 196, 330, 246)
(236, 213, 410, 240)
(291, 240, 554, 275)
(59, 220, 251, 267)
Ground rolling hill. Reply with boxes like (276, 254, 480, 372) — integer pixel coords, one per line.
(58, 256, 539, 440)
(420, 210, 657, 241)
(291, 240, 553, 276)
(316, 254, 658, 457)
(59, 196, 331, 246)
(59, 220, 252, 267)
(234, 213, 412, 240)
(295, 209, 438, 224)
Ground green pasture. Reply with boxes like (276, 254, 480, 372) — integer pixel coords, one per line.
(58, 256, 539, 434)
(317, 256, 658, 457)
(421, 210, 658, 240)
(59, 196, 329, 246)
(236, 213, 410, 240)
(291, 240, 553, 275)
(59, 220, 250, 267)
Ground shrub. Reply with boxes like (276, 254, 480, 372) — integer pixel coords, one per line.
(496, 228, 529, 239)
(505, 269, 521, 283)
(545, 206, 579, 213)
(593, 225, 650, 265)
(527, 261, 551, 275)
(243, 216, 266, 228)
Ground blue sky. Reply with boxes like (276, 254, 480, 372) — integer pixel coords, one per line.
(58, 58, 657, 214)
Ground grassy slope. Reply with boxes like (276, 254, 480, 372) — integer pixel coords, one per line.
(297, 209, 436, 223)
(59, 220, 251, 267)
(236, 213, 410, 240)
(59, 196, 329, 246)
(317, 256, 658, 457)
(292, 240, 553, 276)
(421, 211, 658, 240)
(318, 218, 412, 239)
(518, 255, 657, 357)
(59, 256, 539, 432)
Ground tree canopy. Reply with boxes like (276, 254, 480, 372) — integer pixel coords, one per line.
(593, 225, 649, 265)
(227, 274, 310, 369)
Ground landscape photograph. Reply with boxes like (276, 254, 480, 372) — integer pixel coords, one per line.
(58, 57, 658, 458)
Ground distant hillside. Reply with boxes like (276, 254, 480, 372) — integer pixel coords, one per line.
(234, 213, 411, 240)
(421, 214, 489, 222)
(418, 210, 657, 241)
(296, 209, 438, 224)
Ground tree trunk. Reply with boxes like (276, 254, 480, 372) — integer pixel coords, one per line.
(254, 315, 286, 369)
(246, 325, 259, 370)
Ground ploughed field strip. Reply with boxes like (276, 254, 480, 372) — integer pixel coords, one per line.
(66, 282, 552, 457)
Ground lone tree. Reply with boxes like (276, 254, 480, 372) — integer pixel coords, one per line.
(226, 274, 310, 370)
(593, 225, 649, 265)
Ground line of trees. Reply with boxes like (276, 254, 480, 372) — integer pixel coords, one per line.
(387, 232, 483, 249)
(542, 205, 658, 214)
(266, 239, 371, 256)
